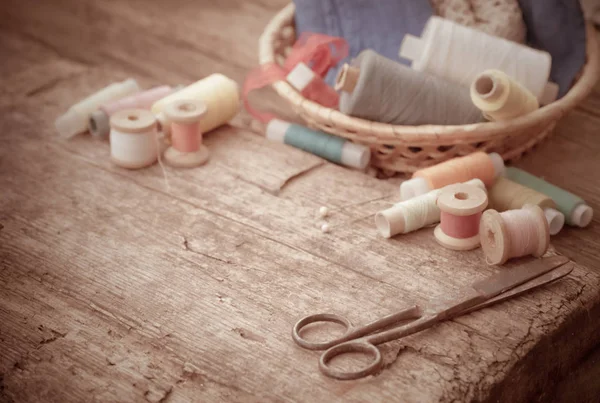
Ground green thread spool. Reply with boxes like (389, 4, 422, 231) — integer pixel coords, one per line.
(506, 167, 593, 227)
(265, 119, 371, 169)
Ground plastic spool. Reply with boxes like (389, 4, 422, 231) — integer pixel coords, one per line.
(286, 62, 339, 109)
(56, 78, 140, 139)
(109, 109, 158, 169)
(400, 152, 505, 201)
(399, 17, 559, 105)
(89, 85, 178, 138)
(480, 205, 549, 265)
(506, 167, 593, 228)
(434, 183, 488, 250)
(471, 70, 539, 121)
(375, 179, 486, 238)
(152, 74, 240, 135)
(265, 119, 370, 170)
(488, 177, 564, 235)
(163, 99, 210, 168)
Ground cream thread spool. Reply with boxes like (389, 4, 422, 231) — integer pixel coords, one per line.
(375, 179, 486, 238)
(488, 177, 564, 235)
(480, 205, 549, 265)
(434, 183, 488, 250)
(163, 99, 210, 168)
(470, 70, 539, 121)
(399, 17, 559, 104)
(400, 152, 505, 201)
(109, 109, 158, 169)
(152, 74, 239, 135)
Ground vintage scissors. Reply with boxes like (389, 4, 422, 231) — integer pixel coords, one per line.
(292, 255, 573, 380)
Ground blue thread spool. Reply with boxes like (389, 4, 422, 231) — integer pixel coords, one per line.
(265, 119, 370, 169)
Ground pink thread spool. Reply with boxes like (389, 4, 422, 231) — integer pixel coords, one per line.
(479, 205, 549, 265)
(90, 85, 177, 137)
(435, 183, 488, 250)
(163, 99, 210, 168)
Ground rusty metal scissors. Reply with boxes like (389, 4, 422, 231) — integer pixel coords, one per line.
(292, 256, 573, 380)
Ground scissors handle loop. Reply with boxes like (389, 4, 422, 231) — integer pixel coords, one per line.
(319, 340, 382, 380)
(292, 313, 353, 350)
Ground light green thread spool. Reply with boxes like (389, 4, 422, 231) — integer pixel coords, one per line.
(265, 119, 370, 170)
(506, 167, 593, 227)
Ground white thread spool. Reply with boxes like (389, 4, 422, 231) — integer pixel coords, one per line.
(399, 17, 559, 104)
(376, 179, 486, 238)
(109, 109, 158, 169)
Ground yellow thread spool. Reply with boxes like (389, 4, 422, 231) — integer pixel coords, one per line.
(152, 74, 240, 134)
(470, 69, 539, 121)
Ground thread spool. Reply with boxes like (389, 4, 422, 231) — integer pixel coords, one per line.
(471, 70, 539, 121)
(162, 99, 210, 168)
(399, 17, 559, 104)
(488, 177, 564, 235)
(109, 109, 158, 169)
(89, 85, 179, 138)
(152, 74, 239, 135)
(400, 152, 505, 201)
(265, 119, 370, 170)
(336, 50, 482, 126)
(56, 78, 140, 139)
(480, 205, 549, 265)
(506, 167, 593, 228)
(434, 183, 488, 250)
(375, 179, 486, 238)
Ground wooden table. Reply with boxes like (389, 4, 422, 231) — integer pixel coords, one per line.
(1, 1, 599, 402)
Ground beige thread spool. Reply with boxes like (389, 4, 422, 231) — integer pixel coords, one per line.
(163, 99, 210, 168)
(471, 69, 539, 121)
(109, 109, 158, 169)
(434, 183, 488, 251)
(480, 205, 549, 265)
(488, 177, 564, 235)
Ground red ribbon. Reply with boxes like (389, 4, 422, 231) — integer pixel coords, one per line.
(243, 33, 349, 123)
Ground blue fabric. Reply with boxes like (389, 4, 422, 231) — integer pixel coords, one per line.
(518, 0, 587, 97)
(294, 0, 587, 96)
(293, 0, 433, 84)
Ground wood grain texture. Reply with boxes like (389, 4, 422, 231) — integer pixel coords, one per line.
(0, 1, 599, 402)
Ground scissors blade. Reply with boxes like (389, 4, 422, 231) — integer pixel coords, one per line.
(462, 261, 574, 315)
(472, 255, 570, 299)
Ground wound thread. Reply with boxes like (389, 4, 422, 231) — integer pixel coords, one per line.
(471, 69, 539, 121)
(338, 50, 482, 126)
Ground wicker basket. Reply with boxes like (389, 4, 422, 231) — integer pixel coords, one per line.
(258, 4, 600, 174)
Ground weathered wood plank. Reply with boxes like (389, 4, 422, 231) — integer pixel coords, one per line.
(0, 1, 599, 402)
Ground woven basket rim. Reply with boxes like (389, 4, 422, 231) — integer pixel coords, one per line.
(258, 3, 600, 145)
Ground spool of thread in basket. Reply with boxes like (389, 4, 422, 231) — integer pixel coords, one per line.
(480, 205, 550, 265)
(400, 151, 505, 201)
(435, 183, 488, 250)
(152, 74, 239, 135)
(89, 85, 179, 138)
(399, 16, 559, 104)
(163, 99, 210, 168)
(488, 177, 564, 235)
(470, 70, 539, 121)
(375, 179, 485, 238)
(335, 50, 482, 126)
(109, 109, 158, 169)
(55, 78, 140, 139)
(506, 167, 594, 228)
(265, 119, 370, 170)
